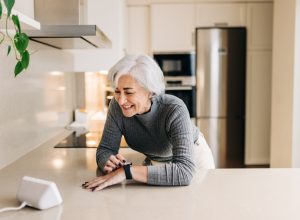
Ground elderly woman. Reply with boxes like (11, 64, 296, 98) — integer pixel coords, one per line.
(83, 54, 215, 191)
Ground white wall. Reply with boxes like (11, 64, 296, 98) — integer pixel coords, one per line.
(0, 42, 75, 169)
(0, 0, 125, 168)
(71, 0, 125, 72)
(270, 0, 300, 167)
(14, 0, 34, 18)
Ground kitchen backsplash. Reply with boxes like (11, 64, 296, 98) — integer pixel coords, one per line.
(0, 48, 75, 169)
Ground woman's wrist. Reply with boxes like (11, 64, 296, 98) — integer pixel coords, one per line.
(130, 166, 148, 183)
(123, 163, 133, 179)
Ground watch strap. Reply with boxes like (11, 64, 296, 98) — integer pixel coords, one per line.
(123, 164, 132, 180)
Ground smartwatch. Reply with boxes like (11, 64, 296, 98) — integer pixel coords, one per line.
(123, 163, 132, 180)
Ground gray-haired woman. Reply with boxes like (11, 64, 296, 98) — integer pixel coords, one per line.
(83, 54, 215, 191)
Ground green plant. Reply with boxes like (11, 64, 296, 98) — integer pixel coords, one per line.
(0, 0, 30, 77)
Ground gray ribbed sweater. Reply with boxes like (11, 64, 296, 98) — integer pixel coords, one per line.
(96, 94, 199, 186)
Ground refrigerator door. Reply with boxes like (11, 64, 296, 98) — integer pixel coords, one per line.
(196, 28, 228, 117)
(197, 118, 226, 168)
(198, 118, 244, 168)
(196, 27, 246, 168)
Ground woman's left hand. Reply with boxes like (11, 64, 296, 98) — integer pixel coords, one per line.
(82, 168, 126, 191)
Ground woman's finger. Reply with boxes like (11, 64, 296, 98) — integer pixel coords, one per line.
(92, 169, 126, 191)
(105, 160, 117, 169)
(103, 165, 113, 173)
(109, 155, 122, 166)
(92, 181, 109, 192)
(85, 177, 108, 189)
(116, 154, 127, 163)
(82, 177, 101, 188)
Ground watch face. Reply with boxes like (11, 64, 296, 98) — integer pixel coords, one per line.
(123, 162, 132, 166)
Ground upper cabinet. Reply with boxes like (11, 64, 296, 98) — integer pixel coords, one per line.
(246, 3, 273, 50)
(196, 3, 247, 27)
(150, 3, 248, 52)
(151, 4, 196, 53)
(126, 6, 151, 55)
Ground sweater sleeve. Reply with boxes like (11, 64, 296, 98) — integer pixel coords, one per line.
(147, 104, 195, 186)
(96, 99, 122, 171)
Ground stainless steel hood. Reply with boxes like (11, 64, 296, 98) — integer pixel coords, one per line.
(26, 0, 111, 49)
(26, 25, 111, 49)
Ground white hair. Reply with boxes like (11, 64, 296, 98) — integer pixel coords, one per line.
(107, 54, 165, 96)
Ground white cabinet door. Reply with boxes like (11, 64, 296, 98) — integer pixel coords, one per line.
(126, 6, 150, 55)
(151, 4, 195, 52)
(196, 3, 247, 27)
(246, 3, 273, 50)
(245, 51, 272, 165)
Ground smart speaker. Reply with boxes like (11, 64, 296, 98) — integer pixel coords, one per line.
(16, 176, 63, 210)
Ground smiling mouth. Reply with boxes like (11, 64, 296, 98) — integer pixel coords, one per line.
(122, 105, 133, 110)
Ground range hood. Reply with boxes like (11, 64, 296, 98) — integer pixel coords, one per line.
(25, 0, 111, 49)
(26, 24, 111, 49)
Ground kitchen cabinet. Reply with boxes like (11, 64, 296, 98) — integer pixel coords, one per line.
(195, 3, 247, 27)
(126, 6, 151, 55)
(126, 1, 273, 165)
(245, 50, 272, 165)
(151, 3, 196, 52)
(246, 3, 273, 50)
(244, 2, 273, 165)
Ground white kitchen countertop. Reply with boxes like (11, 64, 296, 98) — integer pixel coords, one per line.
(0, 130, 300, 220)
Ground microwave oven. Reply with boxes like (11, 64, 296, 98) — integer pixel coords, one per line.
(154, 52, 195, 77)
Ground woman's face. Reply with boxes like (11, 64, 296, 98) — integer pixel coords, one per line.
(114, 74, 152, 117)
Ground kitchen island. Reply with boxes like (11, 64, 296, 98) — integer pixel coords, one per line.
(0, 130, 300, 220)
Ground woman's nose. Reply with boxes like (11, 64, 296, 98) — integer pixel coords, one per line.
(118, 94, 127, 105)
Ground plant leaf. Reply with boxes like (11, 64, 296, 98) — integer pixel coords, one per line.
(4, 0, 15, 17)
(21, 50, 30, 69)
(0, 1, 3, 19)
(14, 61, 24, 77)
(12, 15, 21, 33)
(14, 33, 29, 53)
(7, 45, 11, 56)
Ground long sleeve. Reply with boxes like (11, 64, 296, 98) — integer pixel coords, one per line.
(147, 104, 195, 186)
(96, 100, 122, 171)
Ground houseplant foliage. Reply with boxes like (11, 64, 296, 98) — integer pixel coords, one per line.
(0, 0, 30, 76)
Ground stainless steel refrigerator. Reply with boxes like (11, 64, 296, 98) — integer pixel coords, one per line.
(196, 27, 246, 168)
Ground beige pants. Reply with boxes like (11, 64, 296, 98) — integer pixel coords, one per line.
(150, 133, 215, 170)
(194, 133, 215, 169)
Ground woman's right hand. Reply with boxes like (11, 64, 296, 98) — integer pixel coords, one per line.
(104, 154, 127, 173)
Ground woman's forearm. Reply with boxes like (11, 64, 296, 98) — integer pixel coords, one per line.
(131, 166, 148, 183)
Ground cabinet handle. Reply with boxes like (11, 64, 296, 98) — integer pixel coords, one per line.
(214, 22, 229, 27)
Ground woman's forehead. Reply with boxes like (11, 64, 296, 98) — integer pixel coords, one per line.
(116, 75, 139, 87)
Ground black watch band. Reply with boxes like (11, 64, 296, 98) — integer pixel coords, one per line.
(123, 164, 132, 180)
